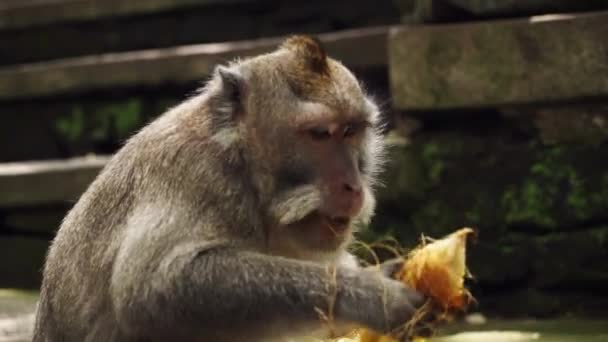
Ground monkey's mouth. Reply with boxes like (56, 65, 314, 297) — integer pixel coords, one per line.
(322, 215, 351, 235)
(289, 211, 352, 240)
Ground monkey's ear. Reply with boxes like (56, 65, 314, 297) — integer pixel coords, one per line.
(211, 65, 247, 124)
(216, 65, 246, 105)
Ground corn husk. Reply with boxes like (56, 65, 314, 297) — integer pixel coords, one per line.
(398, 227, 474, 311)
(340, 228, 475, 342)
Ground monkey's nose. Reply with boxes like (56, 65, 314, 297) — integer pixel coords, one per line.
(343, 181, 362, 194)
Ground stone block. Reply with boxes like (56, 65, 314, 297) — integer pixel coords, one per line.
(0, 26, 388, 99)
(389, 12, 608, 109)
(0, 156, 107, 208)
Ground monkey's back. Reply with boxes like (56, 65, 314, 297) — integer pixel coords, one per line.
(33, 158, 136, 340)
(33, 102, 222, 341)
(32, 125, 159, 341)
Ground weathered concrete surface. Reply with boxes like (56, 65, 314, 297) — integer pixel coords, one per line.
(0, 290, 37, 342)
(0, 26, 388, 100)
(447, 0, 608, 16)
(389, 11, 608, 110)
(394, 0, 608, 23)
(0, 0, 249, 30)
(522, 106, 608, 145)
(0, 1, 399, 66)
(437, 319, 608, 340)
(0, 156, 107, 208)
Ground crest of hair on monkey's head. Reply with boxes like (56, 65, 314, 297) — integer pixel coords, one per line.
(279, 35, 337, 100)
(281, 35, 329, 76)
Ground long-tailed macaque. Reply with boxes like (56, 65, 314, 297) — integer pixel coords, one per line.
(33, 36, 424, 341)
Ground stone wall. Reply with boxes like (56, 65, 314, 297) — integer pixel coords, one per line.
(365, 111, 608, 317)
(1, 0, 608, 318)
(0, 0, 400, 65)
(380, 4, 608, 317)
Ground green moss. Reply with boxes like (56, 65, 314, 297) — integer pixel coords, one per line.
(409, 200, 456, 237)
(499, 245, 515, 254)
(379, 146, 426, 201)
(55, 106, 85, 142)
(566, 171, 590, 219)
(114, 100, 141, 137)
(420, 141, 439, 159)
(420, 142, 445, 185)
(502, 149, 559, 226)
(379, 140, 450, 201)
(591, 227, 608, 246)
(54, 99, 143, 144)
(0, 289, 39, 299)
(600, 174, 608, 206)
(502, 181, 556, 227)
(92, 99, 142, 140)
(501, 145, 606, 227)
(530, 162, 551, 177)
(464, 208, 481, 224)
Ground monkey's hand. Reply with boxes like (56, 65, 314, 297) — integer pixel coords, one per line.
(335, 267, 425, 335)
(363, 259, 441, 337)
(364, 258, 405, 278)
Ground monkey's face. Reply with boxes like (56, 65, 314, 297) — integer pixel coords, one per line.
(265, 95, 382, 256)
(218, 36, 384, 257)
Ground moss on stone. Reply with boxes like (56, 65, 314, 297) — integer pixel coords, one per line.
(54, 99, 143, 145)
(386, 136, 608, 233)
(420, 142, 445, 185)
(92, 98, 142, 141)
(502, 181, 557, 227)
(55, 105, 85, 142)
(567, 171, 590, 219)
(409, 198, 481, 240)
(498, 145, 608, 228)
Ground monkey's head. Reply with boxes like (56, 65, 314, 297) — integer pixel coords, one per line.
(206, 36, 385, 257)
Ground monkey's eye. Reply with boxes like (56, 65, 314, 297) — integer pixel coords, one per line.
(343, 122, 366, 138)
(308, 127, 332, 140)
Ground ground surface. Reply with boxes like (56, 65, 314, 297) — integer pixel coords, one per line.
(1, 289, 606, 342)
(0, 290, 36, 342)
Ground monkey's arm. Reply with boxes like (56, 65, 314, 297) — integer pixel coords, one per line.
(111, 242, 419, 339)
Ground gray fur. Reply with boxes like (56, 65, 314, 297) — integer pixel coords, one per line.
(33, 37, 422, 342)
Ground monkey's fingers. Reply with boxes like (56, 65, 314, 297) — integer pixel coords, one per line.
(406, 301, 445, 340)
(380, 258, 406, 279)
(365, 258, 405, 278)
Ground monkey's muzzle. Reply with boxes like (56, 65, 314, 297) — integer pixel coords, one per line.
(323, 215, 351, 235)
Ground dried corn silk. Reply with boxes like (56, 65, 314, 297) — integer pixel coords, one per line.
(333, 228, 475, 342)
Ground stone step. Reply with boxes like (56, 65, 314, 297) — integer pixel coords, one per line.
(445, 0, 608, 17)
(394, 0, 608, 23)
(0, 0, 245, 30)
(0, 26, 388, 101)
(0, 0, 398, 66)
(389, 11, 608, 110)
(0, 156, 107, 208)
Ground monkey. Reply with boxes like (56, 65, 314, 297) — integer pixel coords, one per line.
(33, 36, 425, 342)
